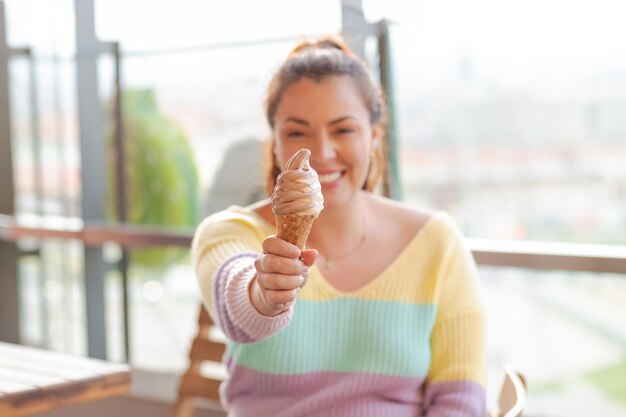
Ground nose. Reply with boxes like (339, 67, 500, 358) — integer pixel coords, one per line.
(309, 132, 336, 163)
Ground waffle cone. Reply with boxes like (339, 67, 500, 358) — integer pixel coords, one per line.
(276, 214, 315, 251)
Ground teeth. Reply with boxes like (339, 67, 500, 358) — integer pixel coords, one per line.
(318, 172, 342, 183)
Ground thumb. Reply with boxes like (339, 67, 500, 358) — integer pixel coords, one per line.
(300, 248, 318, 267)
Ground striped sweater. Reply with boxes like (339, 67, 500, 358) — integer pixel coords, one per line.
(192, 206, 486, 417)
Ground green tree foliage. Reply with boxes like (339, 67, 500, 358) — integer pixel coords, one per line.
(107, 89, 199, 273)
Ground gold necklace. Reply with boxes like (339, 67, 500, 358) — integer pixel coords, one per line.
(318, 212, 367, 269)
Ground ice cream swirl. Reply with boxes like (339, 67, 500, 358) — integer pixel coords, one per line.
(271, 149, 324, 217)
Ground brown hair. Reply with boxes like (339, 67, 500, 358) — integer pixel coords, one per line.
(263, 35, 388, 196)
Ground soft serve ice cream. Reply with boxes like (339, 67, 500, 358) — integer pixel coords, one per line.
(272, 149, 323, 249)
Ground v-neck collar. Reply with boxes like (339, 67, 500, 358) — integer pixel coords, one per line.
(311, 212, 443, 297)
(239, 206, 444, 297)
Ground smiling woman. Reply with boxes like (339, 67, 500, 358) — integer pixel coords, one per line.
(192, 35, 487, 417)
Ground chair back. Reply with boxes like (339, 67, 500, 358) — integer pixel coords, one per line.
(170, 305, 225, 417)
(493, 365, 527, 417)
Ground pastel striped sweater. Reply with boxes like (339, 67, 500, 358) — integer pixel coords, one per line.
(192, 206, 486, 417)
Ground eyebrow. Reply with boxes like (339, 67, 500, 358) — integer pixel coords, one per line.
(284, 117, 309, 126)
(329, 116, 356, 125)
(284, 116, 355, 126)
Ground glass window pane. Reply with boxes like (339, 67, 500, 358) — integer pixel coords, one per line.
(482, 266, 626, 416)
(18, 240, 86, 356)
(364, 0, 626, 244)
(93, 1, 342, 371)
(6, 0, 84, 354)
(127, 253, 199, 371)
(95, 0, 341, 52)
(5, 0, 76, 56)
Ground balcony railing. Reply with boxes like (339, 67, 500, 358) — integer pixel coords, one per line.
(1, 213, 625, 274)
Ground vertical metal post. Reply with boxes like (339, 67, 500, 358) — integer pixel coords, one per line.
(341, 0, 377, 60)
(0, 0, 20, 344)
(377, 21, 402, 200)
(0, 240, 19, 344)
(0, 1, 13, 216)
(75, 0, 109, 359)
(27, 49, 43, 216)
(341, 0, 402, 199)
(112, 42, 131, 362)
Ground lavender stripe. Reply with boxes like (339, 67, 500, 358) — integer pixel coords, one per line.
(212, 253, 259, 343)
(423, 379, 486, 417)
(221, 359, 427, 417)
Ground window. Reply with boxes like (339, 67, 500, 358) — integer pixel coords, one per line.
(364, 0, 626, 244)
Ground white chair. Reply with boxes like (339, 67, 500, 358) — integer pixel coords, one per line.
(489, 365, 527, 417)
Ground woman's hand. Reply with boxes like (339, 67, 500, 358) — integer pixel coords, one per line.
(250, 236, 317, 317)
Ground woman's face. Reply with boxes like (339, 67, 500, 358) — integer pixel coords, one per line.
(272, 76, 379, 209)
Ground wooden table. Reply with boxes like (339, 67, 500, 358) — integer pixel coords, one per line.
(0, 342, 131, 417)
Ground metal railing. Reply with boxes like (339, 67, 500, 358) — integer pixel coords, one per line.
(2, 213, 625, 275)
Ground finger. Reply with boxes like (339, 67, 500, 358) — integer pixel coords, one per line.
(257, 273, 304, 290)
(262, 289, 299, 308)
(257, 253, 308, 275)
(300, 269, 310, 287)
(300, 249, 318, 267)
(263, 235, 301, 259)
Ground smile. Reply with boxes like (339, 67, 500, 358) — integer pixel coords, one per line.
(318, 171, 343, 184)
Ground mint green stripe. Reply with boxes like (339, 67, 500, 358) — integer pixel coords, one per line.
(227, 298, 437, 377)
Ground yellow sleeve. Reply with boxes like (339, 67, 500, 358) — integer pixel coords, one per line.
(191, 210, 266, 320)
(427, 215, 486, 386)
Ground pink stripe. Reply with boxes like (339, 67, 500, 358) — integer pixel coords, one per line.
(423, 379, 486, 417)
(221, 360, 485, 416)
(221, 359, 426, 417)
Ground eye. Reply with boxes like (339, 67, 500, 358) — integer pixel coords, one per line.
(336, 128, 354, 135)
(286, 131, 305, 138)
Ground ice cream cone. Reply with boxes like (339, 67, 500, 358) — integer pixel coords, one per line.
(272, 149, 323, 250)
(276, 213, 316, 251)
